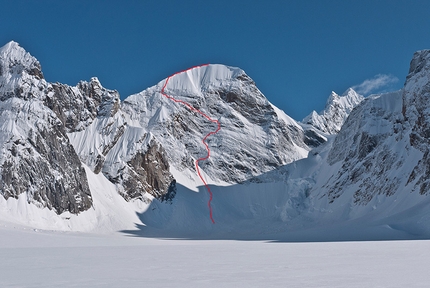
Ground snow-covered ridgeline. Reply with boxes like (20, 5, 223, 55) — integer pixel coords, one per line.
(122, 64, 312, 185)
(2, 41, 430, 240)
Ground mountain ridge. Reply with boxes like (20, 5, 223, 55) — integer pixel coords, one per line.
(1, 40, 430, 240)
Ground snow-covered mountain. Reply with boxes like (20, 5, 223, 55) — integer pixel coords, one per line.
(1, 41, 430, 241)
(302, 88, 364, 135)
(0, 41, 315, 226)
(122, 64, 311, 185)
(0, 41, 92, 214)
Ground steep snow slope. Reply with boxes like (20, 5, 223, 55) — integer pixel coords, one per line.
(122, 64, 310, 185)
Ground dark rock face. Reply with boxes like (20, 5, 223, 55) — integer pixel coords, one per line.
(45, 78, 121, 133)
(0, 42, 176, 211)
(121, 139, 175, 200)
(303, 129, 326, 147)
(0, 99, 92, 214)
(0, 42, 95, 214)
(403, 50, 430, 195)
(216, 74, 276, 127)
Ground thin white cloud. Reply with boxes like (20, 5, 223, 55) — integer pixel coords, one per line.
(352, 74, 399, 95)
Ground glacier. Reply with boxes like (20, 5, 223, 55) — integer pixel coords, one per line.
(1, 41, 430, 241)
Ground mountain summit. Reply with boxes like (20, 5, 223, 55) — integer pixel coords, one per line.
(1, 41, 430, 241)
(302, 88, 364, 134)
(122, 64, 311, 184)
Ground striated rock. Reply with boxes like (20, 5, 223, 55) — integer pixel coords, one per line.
(45, 77, 121, 133)
(0, 98, 92, 214)
(402, 49, 430, 195)
(323, 90, 405, 204)
(122, 138, 176, 201)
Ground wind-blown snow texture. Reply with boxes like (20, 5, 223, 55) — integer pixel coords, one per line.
(1, 41, 430, 241)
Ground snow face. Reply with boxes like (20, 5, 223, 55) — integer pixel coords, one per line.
(123, 64, 311, 184)
(159, 64, 244, 96)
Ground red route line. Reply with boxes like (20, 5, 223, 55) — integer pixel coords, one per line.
(160, 64, 218, 224)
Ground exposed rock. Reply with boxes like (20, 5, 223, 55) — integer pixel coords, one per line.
(402, 49, 430, 195)
(0, 42, 93, 214)
(122, 139, 175, 200)
(0, 98, 92, 214)
(45, 77, 121, 133)
(324, 90, 405, 205)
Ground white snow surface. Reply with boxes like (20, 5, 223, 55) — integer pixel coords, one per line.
(1, 226, 430, 288)
(0, 165, 149, 232)
(161, 64, 244, 96)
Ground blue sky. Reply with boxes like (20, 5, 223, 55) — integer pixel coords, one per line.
(1, 0, 430, 120)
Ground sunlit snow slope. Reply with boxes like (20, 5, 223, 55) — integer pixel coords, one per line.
(1, 41, 430, 241)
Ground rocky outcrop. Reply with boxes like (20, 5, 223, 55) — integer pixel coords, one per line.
(119, 138, 176, 201)
(50, 77, 128, 179)
(45, 77, 121, 133)
(0, 98, 92, 214)
(0, 42, 94, 214)
(403, 49, 430, 195)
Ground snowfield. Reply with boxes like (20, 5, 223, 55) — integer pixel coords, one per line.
(0, 225, 429, 288)
(3, 41, 430, 287)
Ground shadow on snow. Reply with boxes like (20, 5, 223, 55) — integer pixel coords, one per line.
(120, 179, 430, 242)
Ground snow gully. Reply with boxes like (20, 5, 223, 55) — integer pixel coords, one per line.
(160, 64, 219, 223)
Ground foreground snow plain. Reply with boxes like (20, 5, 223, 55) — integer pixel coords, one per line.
(1, 161, 430, 287)
(1, 224, 429, 288)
